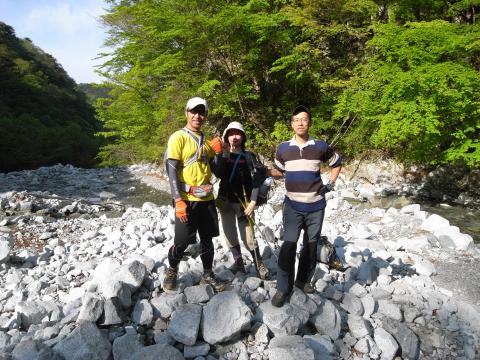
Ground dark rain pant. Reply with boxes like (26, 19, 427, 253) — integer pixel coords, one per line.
(168, 200, 219, 270)
(276, 202, 325, 294)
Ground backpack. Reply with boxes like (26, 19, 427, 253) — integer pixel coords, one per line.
(317, 236, 336, 265)
(244, 152, 272, 206)
(164, 128, 206, 177)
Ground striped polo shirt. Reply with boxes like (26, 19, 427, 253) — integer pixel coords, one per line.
(274, 136, 342, 212)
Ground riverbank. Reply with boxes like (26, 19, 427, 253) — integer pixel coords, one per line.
(0, 163, 479, 359)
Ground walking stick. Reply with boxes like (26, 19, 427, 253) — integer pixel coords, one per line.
(237, 186, 279, 261)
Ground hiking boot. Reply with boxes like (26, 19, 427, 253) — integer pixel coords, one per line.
(229, 257, 246, 273)
(256, 260, 269, 280)
(271, 290, 288, 307)
(200, 272, 227, 292)
(163, 267, 177, 291)
(295, 280, 315, 294)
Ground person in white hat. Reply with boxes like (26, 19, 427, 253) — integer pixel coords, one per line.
(163, 97, 227, 292)
(215, 121, 269, 279)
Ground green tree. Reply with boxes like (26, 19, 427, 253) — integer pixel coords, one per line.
(98, 1, 479, 169)
(0, 22, 100, 171)
(334, 21, 480, 167)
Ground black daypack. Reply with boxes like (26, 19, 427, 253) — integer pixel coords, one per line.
(317, 235, 346, 270)
(317, 236, 336, 265)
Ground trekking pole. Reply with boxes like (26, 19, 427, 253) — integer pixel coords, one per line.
(241, 185, 261, 269)
(236, 187, 279, 261)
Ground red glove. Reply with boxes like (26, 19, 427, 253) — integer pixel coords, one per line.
(207, 137, 223, 154)
(175, 199, 188, 222)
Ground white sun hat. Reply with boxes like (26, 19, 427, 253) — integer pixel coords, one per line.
(222, 121, 246, 143)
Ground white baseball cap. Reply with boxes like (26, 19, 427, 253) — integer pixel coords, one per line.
(185, 97, 208, 113)
(222, 121, 246, 143)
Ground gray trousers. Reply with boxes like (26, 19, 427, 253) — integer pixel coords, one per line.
(218, 201, 256, 251)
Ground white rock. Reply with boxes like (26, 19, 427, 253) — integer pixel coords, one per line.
(374, 328, 398, 360)
(347, 314, 371, 339)
(131, 299, 153, 326)
(397, 236, 430, 251)
(377, 300, 402, 321)
(421, 213, 450, 231)
(413, 258, 436, 277)
(77, 293, 104, 322)
(400, 204, 421, 214)
(434, 226, 473, 250)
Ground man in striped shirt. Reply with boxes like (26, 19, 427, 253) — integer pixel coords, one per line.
(270, 105, 342, 307)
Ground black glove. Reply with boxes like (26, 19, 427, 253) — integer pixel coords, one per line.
(317, 180, 335, 196)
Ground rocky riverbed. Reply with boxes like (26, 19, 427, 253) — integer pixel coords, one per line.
(0, 163, 479, 360)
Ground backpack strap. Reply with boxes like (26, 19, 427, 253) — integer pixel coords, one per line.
(181, 127, 206, 168)
(228, 152, 244, 184)
(243, 151, 255, 173)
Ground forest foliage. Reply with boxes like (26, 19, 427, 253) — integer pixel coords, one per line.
(95, 0, 479, 168)
(0, 22, 101, 172)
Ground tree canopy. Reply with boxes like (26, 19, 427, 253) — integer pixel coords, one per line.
(0, 22, 101, 172)
(97, 0, 479, 168)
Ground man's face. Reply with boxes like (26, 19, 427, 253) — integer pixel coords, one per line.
(185, 105, 207, 131)
(291, 111, 310, 137)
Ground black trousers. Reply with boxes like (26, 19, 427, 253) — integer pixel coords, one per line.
(167, 200, 219, 270)
(276, 202, 325, 294)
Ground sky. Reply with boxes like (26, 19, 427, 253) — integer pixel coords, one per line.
(0, 0, 109, 84)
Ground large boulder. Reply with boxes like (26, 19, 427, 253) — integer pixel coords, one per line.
(202, 291, 253, 344)
(15, 301, 49, 329)
(382, 318, 419, 360)
(168, 304, 202, 346)
(131, 299, 153, 326)
(268, 335, 315, 360)
(151, 293, 186, 319)
(309, 298, 342, 340)
(77, 293, 104, 323)
(255, 302, 308, 337)
(112, 334, 144, 360)
(53, 321, 112, 360)
(374, 328, 399, 360)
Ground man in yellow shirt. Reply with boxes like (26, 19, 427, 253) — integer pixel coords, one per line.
(163, 97, 226, 292)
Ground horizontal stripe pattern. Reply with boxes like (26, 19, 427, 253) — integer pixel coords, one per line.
(285, 158, 322, 172)
(275, 137, 342, 212)
(285, 196, 326, 212)
(287, 191, 324, 203)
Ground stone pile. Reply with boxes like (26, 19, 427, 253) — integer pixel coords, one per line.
(0, 164, 478, 360)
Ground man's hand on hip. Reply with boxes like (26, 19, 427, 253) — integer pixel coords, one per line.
(317, 180, 335, 196)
